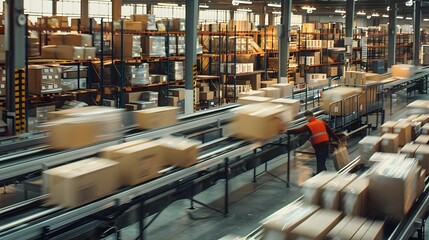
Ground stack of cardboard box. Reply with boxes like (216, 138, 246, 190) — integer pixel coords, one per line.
(42, 33, 96, 60)
(28, 65, 63, 95)
(0, 69, 5, 96)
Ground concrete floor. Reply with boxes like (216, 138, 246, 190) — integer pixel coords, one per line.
(110, 93, 423, 240)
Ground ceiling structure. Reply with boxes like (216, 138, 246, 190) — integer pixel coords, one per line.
(123, 0, 429, 18)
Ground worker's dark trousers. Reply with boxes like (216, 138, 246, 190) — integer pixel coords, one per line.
(314, 144, 329, 173)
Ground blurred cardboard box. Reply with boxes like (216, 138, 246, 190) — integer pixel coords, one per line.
(232, 103, 286, 140)
(43, 157, 119, 208)
(99, 140, 150, 160)
(270, 98, 300, 117)
(415, 144, 429, 173)
(352, 220, 384, 240)
(272, 83, 293, 98)
(157, 136, 200, 167)
(358, 136, 381, 162)
(237, 96, 272, 105)
(393, 122, 412, 146)
(290, 209, 343, 239)
(415, 135, 429, 144)
(260, 87, 280, 99)
(327, 216, 367, 239)
(321, 174, 358, 210)
(391, 64, 416, 78)
(238, 90, 265, 98)
(400, 143, 421, 158)
(262, 203, 319, 240)
(134, 107, 177, 129)
(341, 177, 369, 216)
(380, 133, 399, 153)
(381, 121, 397, 134)
(113, 141, 162, 186)
(301, 171, 338, 205)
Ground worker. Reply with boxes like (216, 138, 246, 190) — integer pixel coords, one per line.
(286, 110, 341, 175)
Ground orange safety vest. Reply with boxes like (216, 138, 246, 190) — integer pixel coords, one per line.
(307, 117, 329, 145)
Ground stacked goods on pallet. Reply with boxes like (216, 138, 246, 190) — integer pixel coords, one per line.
(42, 107, 123, 150)
(28, 65, 63, 95)
(42, 33, 96, 60)
(124, 91, 158, 111)
(113, 34, 141, 59)
(36, 16, 69, 28)
(130, 14, 157, 30)
(141, 36, 166, 57)
(306, 73, 328, 88)
(220, 63, 254, 74)
(60, 65, 88, 91)
(94, 62, 150, 86)
(230, 103, 290, 140)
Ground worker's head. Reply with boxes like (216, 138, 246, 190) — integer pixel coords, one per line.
(304, 110, 314, 121)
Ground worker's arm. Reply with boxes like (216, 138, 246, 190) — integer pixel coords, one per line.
(323, 121, 341, 142)
(287, 125, 310, 135)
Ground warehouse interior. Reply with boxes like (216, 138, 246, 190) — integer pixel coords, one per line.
(2, 0, 429, 239)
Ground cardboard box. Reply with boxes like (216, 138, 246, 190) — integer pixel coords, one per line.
(170, 88, 185, 100)
(231, 103, 287, 140)
(341, 177, 369, 216)
(43, 158, 120, 208)
(368, 158, 419, 220)
(99, 140, 150, 160)
(238, 90, 265, 98)
(301, 171, 338, 205)
(400, 143, 421, 158)
(381, 121, 397, 134)
(321, 174, 358, 210)
(326, 215, 354, 239)
(270, 98, 300, 117)
(358, 136, 381, 162)
(290, 209, 343, 239)
(330, 216, 367, 239)
(134, 107, 177, 129)
(125, 92, 142, 104)
(157, 136, 200, 167)
(391, 64, 416, 78)
(63, 34, 92, 46)
(380, 133, 399, 153)
(393, 122, 412, 146)
(114, 34, 141, 59)
(356, 220, 384, 240)
(416, 135, 429, 144)
(272, 83, 293, 98)
(114, 141, 163, 186)
(200, 91, 214, 100)
(422, 123, 429, 134)
(351, 220, 374, 239)
(415, 144, 429, 172)
(262, 203, 320, 240)
(125, 104, 138, 111)
(237, 96, 272, 105)
(417, 168, 426, 197)
(327, 67, 338, 77)
(260, 87, 280, 99)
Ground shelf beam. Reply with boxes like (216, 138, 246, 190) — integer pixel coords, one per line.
(388, 0, 397, 68)
(185, 0, 199, 114)
(414, 0, 422, 66)
(81, 0, 89, 29)
(279, 0, 292, 82)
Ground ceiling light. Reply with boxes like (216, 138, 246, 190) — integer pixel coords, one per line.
(382, 14, 389, 18)
(267, 3, 281, 8)
(272, 11, 281, 14)
(199, 4, 209, 8)
(424, 19, 429, 22)
(367, 15, 371, 19)
(406, 17, 412, 20)
(357, 11, 366, 15)
(405, 0, 413, 6)
(371, 13, 379, 17)
(302, 6, 316, 11)
(158, 3, 179, 6)
(307, 9, 313, 14)
(387, 6, 390, 11)
(397, 16, 404, 19)
(237, 8, 252, 12)
(342, 15, 346, 18)
(232, 0, 252, 5)
(335, 9, 346, 14)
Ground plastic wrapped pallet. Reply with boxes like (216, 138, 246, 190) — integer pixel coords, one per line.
(43, 157, 120, 208)
(134, 107, 177, 130)
(341, 177, 370, 216)
(368, 157, 419, 220)
(113, 34, 141, 59)
(358, 136, 381, 162)
(380, 133, 399, 153)
(157, 136, 200, 167)
(321, 173, 357, 210)
(301, 171, 338, 205)
(261, 202, 319, 240)
(290, 209, 343, 239)
(231, 103, 287, 140)
(141, 36, 166, 57)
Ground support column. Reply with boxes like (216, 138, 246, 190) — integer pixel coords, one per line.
(388, 0, 397, 68)
(230, 9, 234, 21)
(184, 0, 199, 114)
(414, 0, 422, 65)
(345, 0, 355, 38)
(268, 12, 274, 25)
(52, 0, 57, 15)
(5, 0, 26, 135)
(112, 0, 122, 21)
(81, 0, 89, 29)
(279, 0, 292, 82)
(147, 4, 152, 15)
(259, 6, 266, 26)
